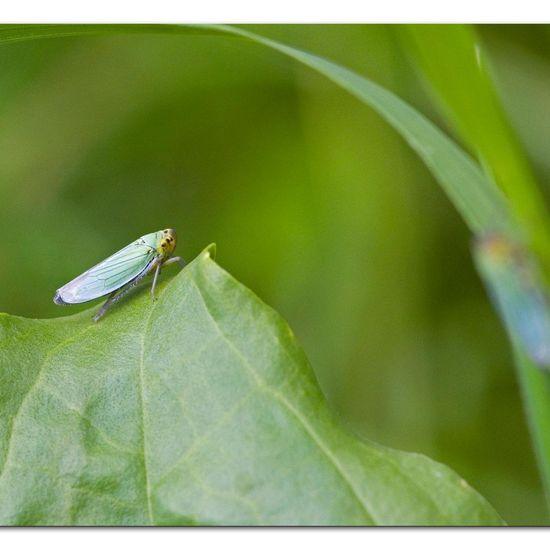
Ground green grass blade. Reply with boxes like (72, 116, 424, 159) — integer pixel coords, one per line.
(403, 24, 550, 273)
(204, 25, 512, 235)
(473, 234, 550, 510)
(403, 25, 550, 512)
(515, 353, 550, 509)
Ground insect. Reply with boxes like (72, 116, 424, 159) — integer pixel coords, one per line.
(54, 228, 185, 322)
(473, 232, 550, 368)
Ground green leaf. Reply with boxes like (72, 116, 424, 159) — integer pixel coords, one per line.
(0, 247, 503, 525)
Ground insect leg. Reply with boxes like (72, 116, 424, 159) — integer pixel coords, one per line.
(150, 255, 185, 302)
(163, 256, 186, 268)
(93, 262, 155, 322)
(151, 261, 162, 301)
(93, 290, 120, 322)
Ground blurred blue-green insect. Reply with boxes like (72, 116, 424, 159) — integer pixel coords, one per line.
(54, 228, 185, 322)
(474, 233, 550, 368)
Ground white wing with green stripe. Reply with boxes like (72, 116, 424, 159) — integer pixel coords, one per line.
(54, 232, 161, 304)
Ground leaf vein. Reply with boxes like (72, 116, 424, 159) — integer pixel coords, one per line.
(0, 324, 95, 485)
(138, 298, 156, 524)
(191, 278, 377, 524)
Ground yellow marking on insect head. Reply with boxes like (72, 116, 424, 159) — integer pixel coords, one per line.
(158, 228, 177, 258)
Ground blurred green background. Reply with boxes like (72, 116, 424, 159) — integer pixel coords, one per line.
(0, 24, 548, 524)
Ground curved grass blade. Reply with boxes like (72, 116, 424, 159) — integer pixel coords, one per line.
(473, 233, 550, 509)
(402, 25, 550, 271)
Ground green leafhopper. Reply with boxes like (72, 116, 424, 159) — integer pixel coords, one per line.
(473, 232, 550, 368)
(54, 228, 185, 321)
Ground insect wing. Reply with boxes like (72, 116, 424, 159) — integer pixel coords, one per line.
(55, 237, 158, 304)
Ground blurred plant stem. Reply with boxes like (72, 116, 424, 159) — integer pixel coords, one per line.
(403, 24, 550, 515)
(403, 24, 550, 275)
(515, 353, 550, 509)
